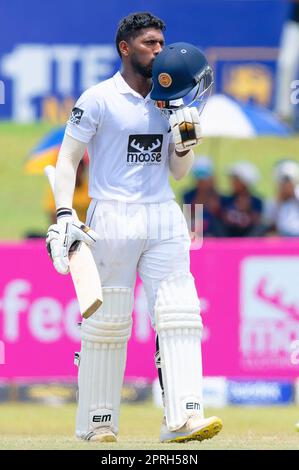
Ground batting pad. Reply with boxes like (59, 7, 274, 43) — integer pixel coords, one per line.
(155, 272, 204, 431)
(75, 287, 133, 439)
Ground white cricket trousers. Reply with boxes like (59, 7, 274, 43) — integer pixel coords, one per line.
(86, 199, 191, 321)
(76, 199, 203, 438)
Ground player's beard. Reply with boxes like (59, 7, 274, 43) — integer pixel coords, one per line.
(131, 54, 153, 78)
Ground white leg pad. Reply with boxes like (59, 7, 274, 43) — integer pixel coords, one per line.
(155, 272, 203, 431)
(75, 287, 133, 439)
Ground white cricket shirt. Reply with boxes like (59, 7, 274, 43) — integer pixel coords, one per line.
(66, 72, 175, 203)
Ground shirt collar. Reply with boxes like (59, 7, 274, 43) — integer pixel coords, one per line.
(113, 71, 152, 101)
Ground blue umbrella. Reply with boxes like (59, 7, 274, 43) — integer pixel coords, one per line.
(25, 127, 89, 174)
(25, 127, 66, 174)
(200, 94, 292, 138)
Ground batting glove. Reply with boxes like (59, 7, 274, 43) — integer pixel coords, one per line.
(170, 107, 202, 152)
(46, 218, 99, 275)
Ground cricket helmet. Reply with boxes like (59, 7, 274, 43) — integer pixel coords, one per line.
(150, 42, 213, 113)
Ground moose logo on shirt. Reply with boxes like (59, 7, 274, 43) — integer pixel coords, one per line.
(127, 134, 163, 165)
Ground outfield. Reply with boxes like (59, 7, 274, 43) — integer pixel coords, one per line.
(0, 402, 298, 450)
(1, 122, 299, 240)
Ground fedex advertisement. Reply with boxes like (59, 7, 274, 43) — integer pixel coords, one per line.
(0, 239, 299, 381)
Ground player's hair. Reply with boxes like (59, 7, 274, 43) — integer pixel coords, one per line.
(115, 12, 166, 57)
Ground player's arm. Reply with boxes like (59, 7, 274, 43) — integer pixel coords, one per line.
(168, 107, 202, 180)
(46, 92, 102, 275)
(54, 133, 86, 212)
(168, 145, 194, 180)
(46, 134, 98, 275)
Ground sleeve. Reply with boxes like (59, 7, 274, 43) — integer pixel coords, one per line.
(65, 88, 104, 144)
(54, 134, 87, 211)
(169, 129, 174, 144)
(168, 147, 194, 180)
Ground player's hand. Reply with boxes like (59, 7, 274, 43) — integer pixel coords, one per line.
(46, 219, 99, 275)
(170, 107, 202, 152)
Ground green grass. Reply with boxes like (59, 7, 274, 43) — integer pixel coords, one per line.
(0, 122, 53, 240)
(1, 121, 299, 239)
(0, 402, 298, 450)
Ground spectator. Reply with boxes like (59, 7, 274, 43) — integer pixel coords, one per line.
(222, 161, 264, 237)
(183, 156, 226, 237)
(263, 159, 299, 236)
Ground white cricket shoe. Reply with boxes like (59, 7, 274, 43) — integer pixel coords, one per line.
(79, 427, 117, 442)
(160, 415, 223, 443)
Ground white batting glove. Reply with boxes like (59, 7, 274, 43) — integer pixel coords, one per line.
(46, 218, 99, 275)
(169, 107, 202, 152)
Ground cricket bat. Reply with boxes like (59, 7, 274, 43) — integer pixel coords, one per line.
(44, 165, 103, 319)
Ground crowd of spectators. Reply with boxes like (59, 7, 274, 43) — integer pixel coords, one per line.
(182, 156, 299, 238)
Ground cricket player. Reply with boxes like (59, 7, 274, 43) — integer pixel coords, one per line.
(46, 11, 223, 443)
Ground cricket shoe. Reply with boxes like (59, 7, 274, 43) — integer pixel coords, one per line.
(79, 427, 117, 443)
(160, 415, 223, 443)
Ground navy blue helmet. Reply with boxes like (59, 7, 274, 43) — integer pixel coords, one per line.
(150, 42, 213, 114)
